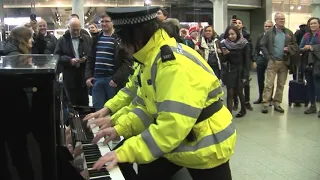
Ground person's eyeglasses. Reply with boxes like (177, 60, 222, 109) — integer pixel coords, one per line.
(265, 26, 272, 27)
(101, 20, 112, 23)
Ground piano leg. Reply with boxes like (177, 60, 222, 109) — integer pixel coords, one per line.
(112, 139, 137, 180)
(0, 139, 12, 180)
(6, 135, 35, 180)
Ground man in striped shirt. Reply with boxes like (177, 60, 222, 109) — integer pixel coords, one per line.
(86, 14, 132, 110)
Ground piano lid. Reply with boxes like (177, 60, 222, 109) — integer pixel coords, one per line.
(0, 54, 58, 74)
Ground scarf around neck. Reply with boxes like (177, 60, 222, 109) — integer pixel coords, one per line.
(223, 38, 248, 50)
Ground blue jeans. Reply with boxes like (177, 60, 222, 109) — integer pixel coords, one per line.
(306, 71, 320, 105)
(92, 77, 118, 110)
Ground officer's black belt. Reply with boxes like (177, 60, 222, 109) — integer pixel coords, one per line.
(186, 99, 223, 141)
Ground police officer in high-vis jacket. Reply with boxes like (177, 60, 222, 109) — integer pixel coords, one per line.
(89, 7, 236, 180)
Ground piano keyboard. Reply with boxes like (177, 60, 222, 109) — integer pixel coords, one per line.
(82, 119, 125, 180)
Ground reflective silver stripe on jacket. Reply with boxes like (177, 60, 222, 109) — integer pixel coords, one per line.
(207, 86, 223, 100)
(141, 121, 236, 157)
(150, 44, 223, 99)
(132, 108, 153, 128)
(157, 100, 202, 119)
(132, 96, 145, 106)
(141, 129, 164, 158)
(120, 87, 136, 97)
(173, 122, 235, 153)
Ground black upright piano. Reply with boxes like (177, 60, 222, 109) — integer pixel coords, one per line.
(0, 54, 81, 180)
(0, 54, 125, 180)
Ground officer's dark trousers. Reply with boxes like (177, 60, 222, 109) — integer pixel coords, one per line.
(256, 56, 268, 100)
(114, 140, 232, 180)
(136, 157, 232, 180)
(112, 140, 137, 180)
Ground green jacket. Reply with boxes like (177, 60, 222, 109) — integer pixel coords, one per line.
(260, 26, 297, 61)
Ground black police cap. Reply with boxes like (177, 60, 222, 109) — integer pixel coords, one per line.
(106, 6, 160, 26)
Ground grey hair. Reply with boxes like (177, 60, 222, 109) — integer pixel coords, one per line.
(264, 20, 274, 25)
(274, 12, 284, 20)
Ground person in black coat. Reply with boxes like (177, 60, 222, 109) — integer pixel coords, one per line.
(295, 24, 308, 46)
(54, 18, 92, 106)
(232, 19, 254, 111)
(221, 26, 250, 118)
(253, 20, 274, 104)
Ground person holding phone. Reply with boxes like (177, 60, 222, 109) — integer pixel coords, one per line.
(221, 26, 250, 118)
(230, 18, 254, 111)
(54, 18, 92, 106)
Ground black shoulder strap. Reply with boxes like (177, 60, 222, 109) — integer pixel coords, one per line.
(160, 45, 176, 62)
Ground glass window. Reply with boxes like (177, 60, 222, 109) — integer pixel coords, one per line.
(272, 0, 312, 31)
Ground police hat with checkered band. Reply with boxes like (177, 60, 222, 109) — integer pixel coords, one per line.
(106, 6, 160, 26)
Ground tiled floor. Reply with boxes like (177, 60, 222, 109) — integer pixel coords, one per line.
(173, 72, 320, 180)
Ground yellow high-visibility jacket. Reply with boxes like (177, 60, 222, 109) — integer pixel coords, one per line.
(104, 63, 153, 137)
(114, 29, 236, 169)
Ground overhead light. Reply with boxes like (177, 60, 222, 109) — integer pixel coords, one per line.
(290, 5, 294, 10)
(4, 17, 42, 26)
(297, 5, 301, 10)
(144, 0, 151, 6)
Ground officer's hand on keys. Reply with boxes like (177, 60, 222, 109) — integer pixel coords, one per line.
(92, 127, 119, 145)
(83, 107, 110, 121)
(93, 151, 119, 171)
(87, 116, 114, 129)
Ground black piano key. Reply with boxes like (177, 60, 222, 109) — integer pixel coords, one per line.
(91, 176, 111, 180)
(83, 145, 99, 150)
(83, 152, 100, 156)
(83, 149, 100, 155)
(82, 140, 92, 144)
(87, 162, 95, 168)
(89, 169, 110, 176)
(83, 149, 100, 154)
(85, 154, 100, 159)
(83, 146, 99, 150)
(86, 156, 100, 162)
(87, 162, 107, 169)
(84, 154, 100, 159)
(84, 153, 100, 156)
(83, 151, 100, 155)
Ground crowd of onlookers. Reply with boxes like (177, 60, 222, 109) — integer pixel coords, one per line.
(1, 8, 320, 180)
(176, 12, 320, 119)
(2, 9, 320, 119)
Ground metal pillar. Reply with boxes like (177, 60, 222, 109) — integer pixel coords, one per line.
(0, 0, 5, 41)
(72, 0, 85, 27)
(211, 0, 228, 35)
(312, 0, 320, 17)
